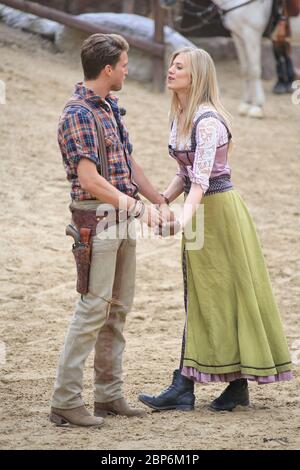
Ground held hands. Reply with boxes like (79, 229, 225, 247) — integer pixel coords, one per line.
(129, 200, 162, 227)
(142, 204, 163, 228)
(155, 202, 182, 238)
(137, 203, 181, 235)
(129, 199, 181, 236)
(159, 202, 175, 223)
(156, 219, 182, 237)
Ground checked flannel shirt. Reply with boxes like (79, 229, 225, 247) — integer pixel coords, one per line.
(58, 82, 139, 201)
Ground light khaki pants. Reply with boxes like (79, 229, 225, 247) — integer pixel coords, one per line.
(52, 206, 136, 409)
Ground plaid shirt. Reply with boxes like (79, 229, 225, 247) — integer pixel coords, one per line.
(58, 82, 139, 200)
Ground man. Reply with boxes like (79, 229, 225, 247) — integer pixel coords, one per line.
(272, 0, 300, 94)
(50, 33, 171, 427)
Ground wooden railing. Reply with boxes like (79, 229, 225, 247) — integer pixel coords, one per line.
(0, 0, 166, 90)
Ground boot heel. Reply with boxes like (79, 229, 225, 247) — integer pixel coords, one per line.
(49, 412, 69, 426)
(240, 400, 250, 407)
(175, 404, 194, 411)
(94, 410, 110, 418)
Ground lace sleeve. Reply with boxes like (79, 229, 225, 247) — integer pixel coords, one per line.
(176, 164, 188, 180)
(187, 117, 218, 193)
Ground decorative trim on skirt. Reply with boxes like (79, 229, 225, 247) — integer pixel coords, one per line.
(181, 366, 293, 384)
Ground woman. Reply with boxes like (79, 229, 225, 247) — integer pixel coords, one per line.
(139, 47, 292, 412)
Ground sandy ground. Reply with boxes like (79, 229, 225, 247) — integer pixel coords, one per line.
(0, 22, 299, 451)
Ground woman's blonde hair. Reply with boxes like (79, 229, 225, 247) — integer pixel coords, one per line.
(169, 47, 232, 139)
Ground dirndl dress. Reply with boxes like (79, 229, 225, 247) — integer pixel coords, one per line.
(180, 176, 292, 383)
(169, 109, 292, 384)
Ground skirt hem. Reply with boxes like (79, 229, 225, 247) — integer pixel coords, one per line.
(182, 366, 293, 384)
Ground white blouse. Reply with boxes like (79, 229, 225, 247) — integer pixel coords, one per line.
(169, 105, 230, 193)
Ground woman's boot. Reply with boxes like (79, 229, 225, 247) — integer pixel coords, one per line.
(138, 369, 195, 411)
(209, 379, 249, 411)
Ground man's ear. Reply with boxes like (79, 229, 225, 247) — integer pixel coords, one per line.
(104, 64, 112, 76)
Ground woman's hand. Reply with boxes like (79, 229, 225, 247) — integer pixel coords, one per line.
(158, 203, 175, 223)
(156, 219, 182, 238)
(140, 204, 163, 228)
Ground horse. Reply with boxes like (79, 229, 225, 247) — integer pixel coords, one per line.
(161, 0, 300, 118)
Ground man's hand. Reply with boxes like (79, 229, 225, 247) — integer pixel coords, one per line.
(158, 203, 175, 224)
(140, 204, 163, 228)
(156, 219, 182, 238)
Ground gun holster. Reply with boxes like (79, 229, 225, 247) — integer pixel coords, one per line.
(72, 242, 91, 295)
(69, 207, 128, 295)
(70, 208, 98, 295)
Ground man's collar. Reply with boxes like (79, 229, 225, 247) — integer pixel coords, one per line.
(74, 82, 118, 108)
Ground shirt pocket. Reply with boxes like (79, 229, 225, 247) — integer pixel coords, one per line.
(104, 132, 120, 149)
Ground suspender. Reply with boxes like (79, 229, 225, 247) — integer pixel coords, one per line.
(191, 111, 232, 151)
(64, 99, 109, 181)
(171, 111, 232, 152)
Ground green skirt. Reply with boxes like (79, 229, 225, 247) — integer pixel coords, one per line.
(182, 189, 292, 383)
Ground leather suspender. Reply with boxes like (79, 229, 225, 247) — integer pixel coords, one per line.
(64, 99, 109, 181)
(191, 111, 232, 151)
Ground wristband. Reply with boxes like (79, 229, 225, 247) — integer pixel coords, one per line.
(159, 193, 170, 206)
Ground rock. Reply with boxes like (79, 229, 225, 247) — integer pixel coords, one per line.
(0, 6, 57, 38)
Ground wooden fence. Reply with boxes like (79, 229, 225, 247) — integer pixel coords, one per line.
(0, 0, 166, 91)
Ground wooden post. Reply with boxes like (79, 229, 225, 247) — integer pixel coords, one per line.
(0, 0, 164, 57)
(152, 0, 165, 92)
(63, 0, 70, 13)
(122, 0, 135, 13)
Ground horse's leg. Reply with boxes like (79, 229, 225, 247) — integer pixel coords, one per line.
(243, 27, 265, 118)
(231, 32, 252, 115)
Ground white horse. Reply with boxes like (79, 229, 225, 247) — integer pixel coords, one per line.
(214, 0, 274, 118)
(161, 0, 300, 118)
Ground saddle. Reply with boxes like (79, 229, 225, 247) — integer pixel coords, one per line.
(269, 0, 300, 42)
(266, 0, 300, 39)
(285, 0, 300, 16)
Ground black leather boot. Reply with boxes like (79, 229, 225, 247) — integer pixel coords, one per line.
(210, 379, 249, 412)
(273, 42, 295, 94)
(273, 56, 289, 94)
(273, 79, 289, 94)
(138, 369, 195, 411)
(284, 54, 295, 93)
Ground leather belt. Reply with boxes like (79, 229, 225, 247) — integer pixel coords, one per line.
(183, 174, 233, 196)
(70, 207, 129, 237)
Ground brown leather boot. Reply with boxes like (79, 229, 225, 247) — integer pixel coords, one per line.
(94, 398, 146, 418)
(50, 405, 104, 427)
